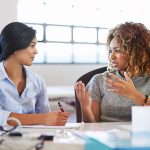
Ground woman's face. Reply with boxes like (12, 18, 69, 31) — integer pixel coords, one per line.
(109, 38, 127, 71)
(13, 37, 38, 66)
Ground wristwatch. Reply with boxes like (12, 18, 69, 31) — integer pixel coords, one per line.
(144, 95, 149, 105)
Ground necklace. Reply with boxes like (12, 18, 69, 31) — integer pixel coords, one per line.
(116, 71, 126, 80)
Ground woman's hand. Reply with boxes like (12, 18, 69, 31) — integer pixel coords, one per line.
(106, 72, 145, 104)
(75, 81, 91, 108)
(43, 111, 70, 126)
(75, 81, 97, 122)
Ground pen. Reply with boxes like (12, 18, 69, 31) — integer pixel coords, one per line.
(58, 101, 64, 112)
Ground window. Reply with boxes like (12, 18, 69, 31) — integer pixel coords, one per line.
(46, 26, 71, 42)
(74, 27, 97, 43)
(17, 0, 150, 64)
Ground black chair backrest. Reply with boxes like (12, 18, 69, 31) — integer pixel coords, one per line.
(75, 66, 107, 122)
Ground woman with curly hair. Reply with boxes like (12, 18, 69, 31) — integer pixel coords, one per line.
(75, 22, 150, 123)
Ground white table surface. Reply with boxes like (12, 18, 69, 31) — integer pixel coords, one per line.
(0, 122, 131, 150)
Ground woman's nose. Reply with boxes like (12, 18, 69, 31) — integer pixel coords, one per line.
(110, 51, 116, 59)
(34, 48, 38, 54)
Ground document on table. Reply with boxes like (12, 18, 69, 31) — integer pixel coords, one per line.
(22, 123, 84, 130)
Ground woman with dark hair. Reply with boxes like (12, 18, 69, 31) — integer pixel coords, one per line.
(75, 22, 150, 123)
(0, 22, 70, 126)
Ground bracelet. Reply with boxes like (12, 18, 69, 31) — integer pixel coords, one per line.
(144, 95, 149, 105)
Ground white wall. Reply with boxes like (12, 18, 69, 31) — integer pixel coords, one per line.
(30, 64, 106, 86)
(0, 0, 106, 86)
(0, 0, 18, 31)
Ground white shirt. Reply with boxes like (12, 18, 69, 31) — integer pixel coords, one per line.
(0, 62, 50, 126)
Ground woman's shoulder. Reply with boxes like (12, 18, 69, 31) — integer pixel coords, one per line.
(92, 70, 115, 80)
(89, 71, 109, 84)
(133, 75, 150, 85)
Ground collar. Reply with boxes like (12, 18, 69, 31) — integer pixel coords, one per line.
(0, 61, 9, 80)
(115, 71, 126, 80)
(0, 61, 30, 81)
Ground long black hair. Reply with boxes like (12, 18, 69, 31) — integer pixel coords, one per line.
(0, 22, 36, 61)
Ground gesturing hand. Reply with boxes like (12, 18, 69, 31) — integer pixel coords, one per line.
(106, 72, 143, 102)
(74, 81, 91, 107)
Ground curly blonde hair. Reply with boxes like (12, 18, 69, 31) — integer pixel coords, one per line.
(107, 22, 150, 77)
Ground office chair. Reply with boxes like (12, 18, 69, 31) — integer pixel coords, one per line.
(75, 66, 107, 122)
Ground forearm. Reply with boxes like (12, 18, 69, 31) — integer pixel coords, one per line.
(131, 91, 150, 105)
(8, 112, 45, 126)
(81, 106, 96, 123)
(131, 90, 145, 105)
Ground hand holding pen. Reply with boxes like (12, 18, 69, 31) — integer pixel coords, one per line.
(58, 101, 64, 112)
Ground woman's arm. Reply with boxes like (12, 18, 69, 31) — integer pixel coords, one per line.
(8, 111, 70, 126)
(91, 100, 101, 122)
(75, 81, 101, 122)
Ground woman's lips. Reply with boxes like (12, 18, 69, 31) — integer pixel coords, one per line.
(111, 62, 117, 67)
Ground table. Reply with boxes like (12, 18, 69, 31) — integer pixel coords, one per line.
(0, 122, 131, 150)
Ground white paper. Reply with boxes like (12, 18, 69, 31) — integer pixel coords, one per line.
(22, 123, 84, 130)
(132, 106, 150, 132)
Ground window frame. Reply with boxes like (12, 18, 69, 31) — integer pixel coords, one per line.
(25, 22, 108, 64)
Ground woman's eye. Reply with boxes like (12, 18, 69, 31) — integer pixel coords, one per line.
(109, 49, 112, 54)
(115, 49, 121, 53)
(30, 44, 35, 48)
(108, 48, 121, 54)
